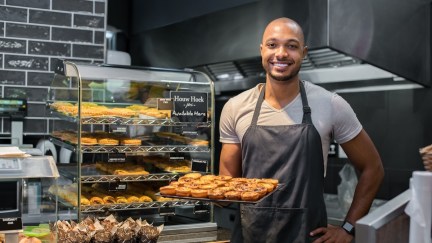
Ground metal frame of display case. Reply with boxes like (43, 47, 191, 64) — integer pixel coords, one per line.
(48, 60, 216, 225)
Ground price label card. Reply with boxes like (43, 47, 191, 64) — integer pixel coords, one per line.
(171, 92, 208, 122)
(191, 159, 208, 172)
(157, 98, 173, 110)
(110, 125, 127, 134)
(108, 181, 127, 192)
(108, 154, 126, 163)
(0, 217, 22, 231)
(170, 153, 185, 161)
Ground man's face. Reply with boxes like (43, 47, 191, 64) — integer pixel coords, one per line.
(260, 22, 307, 82)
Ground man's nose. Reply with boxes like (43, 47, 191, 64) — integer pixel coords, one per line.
(275, 46, 288, 58)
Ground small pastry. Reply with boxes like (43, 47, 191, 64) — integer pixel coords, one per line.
(225, 191, 242, 200)
(200, 174, 216, 183)
(175, 187, 191, 197)
(208, 189, 225, 200)
(261, 178, 279, 186)
(183, 172, 202, 179)
(241, 191, 260, 201)
(159, 186, 176, 195)
(191, 189, 208, 198)
(103, 196, 116, 204)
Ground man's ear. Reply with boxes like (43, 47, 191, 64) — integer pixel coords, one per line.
(303, 45, 308, 59)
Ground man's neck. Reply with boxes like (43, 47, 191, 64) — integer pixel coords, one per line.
(264, 78, 300, 109)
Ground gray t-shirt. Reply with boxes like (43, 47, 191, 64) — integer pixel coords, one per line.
(219, 81, 362, 171)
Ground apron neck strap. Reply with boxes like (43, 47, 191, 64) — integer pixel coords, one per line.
(251, 81, 312, 125)
(299, 81, 312, 124)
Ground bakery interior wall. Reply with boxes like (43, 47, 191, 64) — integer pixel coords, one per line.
(0, 0, 106, 144)
(106, 0, 432, 201)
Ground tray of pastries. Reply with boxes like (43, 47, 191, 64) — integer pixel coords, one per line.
(159, 173, 279, 204)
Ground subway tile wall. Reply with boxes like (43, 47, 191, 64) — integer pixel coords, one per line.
(0, 0, 106, 135)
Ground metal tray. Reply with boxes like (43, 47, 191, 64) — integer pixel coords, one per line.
(159, 184, 280, 204)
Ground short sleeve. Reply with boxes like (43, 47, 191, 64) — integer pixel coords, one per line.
(219, 99, 241, 144)
(332, 94, 362, 144)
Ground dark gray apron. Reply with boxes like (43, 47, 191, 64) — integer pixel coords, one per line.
(231, 81, 327, 243)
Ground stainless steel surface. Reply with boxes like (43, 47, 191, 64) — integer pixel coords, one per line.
(134, 0, 431, 90)
(356, 189, 410, 243)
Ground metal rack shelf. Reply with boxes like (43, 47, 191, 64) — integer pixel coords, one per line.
(48, 109, 211, 127)
(80, 200, 210, 213)
(81, 173, 180, 183)
(49, 136, 209, 154)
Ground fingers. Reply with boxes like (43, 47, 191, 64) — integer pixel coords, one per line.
(310, 227, 327, 237)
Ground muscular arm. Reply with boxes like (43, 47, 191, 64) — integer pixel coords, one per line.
(219, 143, 243, 177)
(340, 129, 384, 224)
(312, 129, 384, 243)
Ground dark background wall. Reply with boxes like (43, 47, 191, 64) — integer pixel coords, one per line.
(112, 0, 432, 200)
(0, 0, 106, 139)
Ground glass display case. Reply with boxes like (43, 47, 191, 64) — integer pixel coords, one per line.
(45, 60, 216, 240)
(0, 155, 59, 243)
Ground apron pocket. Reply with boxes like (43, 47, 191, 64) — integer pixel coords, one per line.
(241, 205, 308, 243)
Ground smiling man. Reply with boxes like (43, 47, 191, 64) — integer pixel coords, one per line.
(219, 17, 384, 243)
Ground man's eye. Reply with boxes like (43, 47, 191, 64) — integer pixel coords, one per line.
(287, 45, 298, 49)
(267, 43, 276, 48)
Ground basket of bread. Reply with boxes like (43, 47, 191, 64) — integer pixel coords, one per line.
(159, 173, 279, 203)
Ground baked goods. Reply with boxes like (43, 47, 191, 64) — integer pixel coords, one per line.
(159, 186, 176, 195)
(121, 138, 142, 145)
(98, 138, 119, 145)
(208, 189, 225, 200)
(191, 189, 208, 198)
(175, 187, 191, 197)
(241, 192, 260, 201)
(183, 172, 202, 179)
(103, 196, 116, 204)
(159, 174, 279, 202)
(225, 191, 242, 200)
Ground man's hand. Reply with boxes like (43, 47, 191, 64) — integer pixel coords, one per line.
(310, 224, 353, 243)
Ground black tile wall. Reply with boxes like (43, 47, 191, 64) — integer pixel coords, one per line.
(95, 2, 105, 14)
(29, 10, 72, 26)
(52, 0, 93, 13)
(94, 31, 105, 44)
(0, 0, 106, 135)
(0, 6, 27, 22)
(52, 27, 93, 43)
(4, 86, 48, 101)
(27, 72, 54, 86)
(6, 23, 50, 39)
(73, 44, 104, 59)
(29, 41, 71, 57)
(49, 57, 93, 72)
(74, 14, 104, 29)
(23, 119, 47, 133)
(4, 55, 49, 70)
(26, 103, 47, 117)
(0, 37, 26, 53)
(6, 0, 50, 9)
(0, 69, 25, 85)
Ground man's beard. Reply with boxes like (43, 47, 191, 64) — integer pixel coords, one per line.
(268, 65, 301, 82)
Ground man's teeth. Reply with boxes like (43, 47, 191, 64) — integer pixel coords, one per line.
(274, 63, 288, 67)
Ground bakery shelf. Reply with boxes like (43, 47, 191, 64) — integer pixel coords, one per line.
(49, 136, 209, 154)
(80, 200, 210, 213)
(48, 108, 211, 127)
(81, 173, 180, 183)
(82, 145, 210, 153)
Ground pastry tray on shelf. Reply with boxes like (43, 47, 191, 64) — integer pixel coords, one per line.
(48, 109, 211, 127)
(80, 200, 210, 213)
(49, 136, 210, 154)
